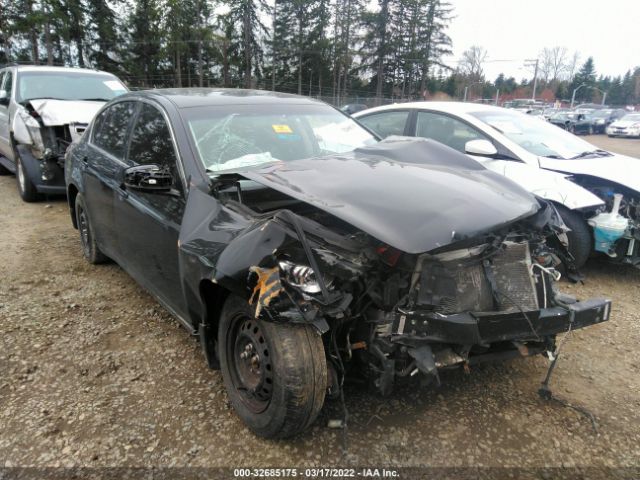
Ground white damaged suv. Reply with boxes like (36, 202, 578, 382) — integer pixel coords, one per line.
(0, 65, 127, 201)
(355, 102, 640, 269)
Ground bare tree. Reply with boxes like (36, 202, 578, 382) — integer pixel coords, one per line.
(567, 50, 581, 82)
(540, 46, 568, 83)
(459, 45, 487, 80)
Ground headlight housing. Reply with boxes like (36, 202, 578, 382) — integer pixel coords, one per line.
(18, 110, 45, 154)
(278, 260, 322, 294)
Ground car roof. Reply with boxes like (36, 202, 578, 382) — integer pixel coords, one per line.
(8, 65, 115, 76)
(121, 88, 328, 109)
(354, 101, 507, 116)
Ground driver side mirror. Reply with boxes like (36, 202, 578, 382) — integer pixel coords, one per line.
(465, 139, 498, 158)
(123, 164, 174, 193)
(0, 90, 9, 106)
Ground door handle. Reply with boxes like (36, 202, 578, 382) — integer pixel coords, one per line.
(81, 156, 89, 164)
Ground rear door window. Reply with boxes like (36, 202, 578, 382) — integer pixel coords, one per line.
(92, 101, 137, 159)
(2, 71, 12, 98)
(2, 70, 13, 98)
(357, 111, 410, 138)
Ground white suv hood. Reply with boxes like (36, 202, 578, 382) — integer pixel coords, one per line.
(539, 153, 640, 193)
(27, 99, 105, 126)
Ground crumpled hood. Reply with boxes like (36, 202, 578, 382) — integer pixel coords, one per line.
(27, 99, 105, 126)
(538, 152, 640, 193)
(238, 138, 540, 254)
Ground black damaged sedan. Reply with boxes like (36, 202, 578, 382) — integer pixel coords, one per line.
(65, 89, 611, 438)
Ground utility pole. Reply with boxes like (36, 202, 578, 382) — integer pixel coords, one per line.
(271, 0, 277, 91)
(524, 58, 539, 100)
(571, 83, 586, 109)
(495, 88, 499, 106)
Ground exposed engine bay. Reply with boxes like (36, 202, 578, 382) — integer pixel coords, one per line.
(210, 171, 611, 395)
(12, 99, 99, 189)
(574, 176, 640, 267)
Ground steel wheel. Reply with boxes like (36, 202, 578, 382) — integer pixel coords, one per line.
(217, 294, 327, 438)
(77, 205, 92, 259)
(226, 313, 274, 414)
(73, 192, 108, 264)
(14, 152, 39, 202)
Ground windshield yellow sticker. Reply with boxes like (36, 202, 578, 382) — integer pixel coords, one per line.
(272, 124, 293, 134)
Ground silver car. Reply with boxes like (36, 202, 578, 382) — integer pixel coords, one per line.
(0, 65, 127, 201)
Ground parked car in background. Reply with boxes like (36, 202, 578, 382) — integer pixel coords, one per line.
(525, 108, 546, 119)
(548, 111, 594, 135)
(340, 103, 368, 115)
(575, 103, 607, 111)
(606, 113, 640, 138)
(66, 89, 611, 438)
(588, 109, 627, 133)
(0, 65, 128, 201)
(354, 102, 640, 269)
(541, 108, 564, 120)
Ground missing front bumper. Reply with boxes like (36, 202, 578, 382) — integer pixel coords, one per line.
(390, 297, 611, 345)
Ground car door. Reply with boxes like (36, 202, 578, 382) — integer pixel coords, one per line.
(356, 110, 412, 138)
(83, 100, 138, 259)
(116, 101, 188, 319)
(0, 70, 12, 159)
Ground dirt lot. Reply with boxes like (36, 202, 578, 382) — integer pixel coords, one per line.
(1, 137, 640, 477)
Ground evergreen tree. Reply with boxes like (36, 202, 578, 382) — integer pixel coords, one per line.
(227, 0, 270, 88)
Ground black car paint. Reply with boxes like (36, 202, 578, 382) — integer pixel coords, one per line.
(65, 89, 611, 400)
(68, 93, 532, 325)
(548, 113, 592, 135)
(239, 138, 539, 254)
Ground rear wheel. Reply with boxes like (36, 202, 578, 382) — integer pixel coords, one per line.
(218, 295, 327, 438)
(556, 205, 592, 269)
(75, 193, 108, 264)
(15, 148, 39, 202)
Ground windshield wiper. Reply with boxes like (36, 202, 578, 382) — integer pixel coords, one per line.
(22, 97, 65, 103)
(571, 149, 611, 159)
(79, 97, 111, 102)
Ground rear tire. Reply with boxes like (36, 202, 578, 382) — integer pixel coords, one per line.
(218, 295, 327, 438)
(75, 193, 108, 264)
(556, 205, 592, 269)
(15, 148, 39, 202)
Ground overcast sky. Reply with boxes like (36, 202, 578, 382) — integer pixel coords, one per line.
(445, 0, 640, 81)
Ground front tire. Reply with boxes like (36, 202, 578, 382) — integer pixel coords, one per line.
(75, 193, 108, 264)
(218, 295, 327, 438)
(15, 148, 39, 202)
(556, 205, 592, 269)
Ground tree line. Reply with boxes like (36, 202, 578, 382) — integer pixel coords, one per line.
(0, 0, 454, 105)
(454, 46, 640, 107)
(1, 0, 638, 106)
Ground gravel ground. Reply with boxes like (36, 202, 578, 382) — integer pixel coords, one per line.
(1, 137, 639, 478)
